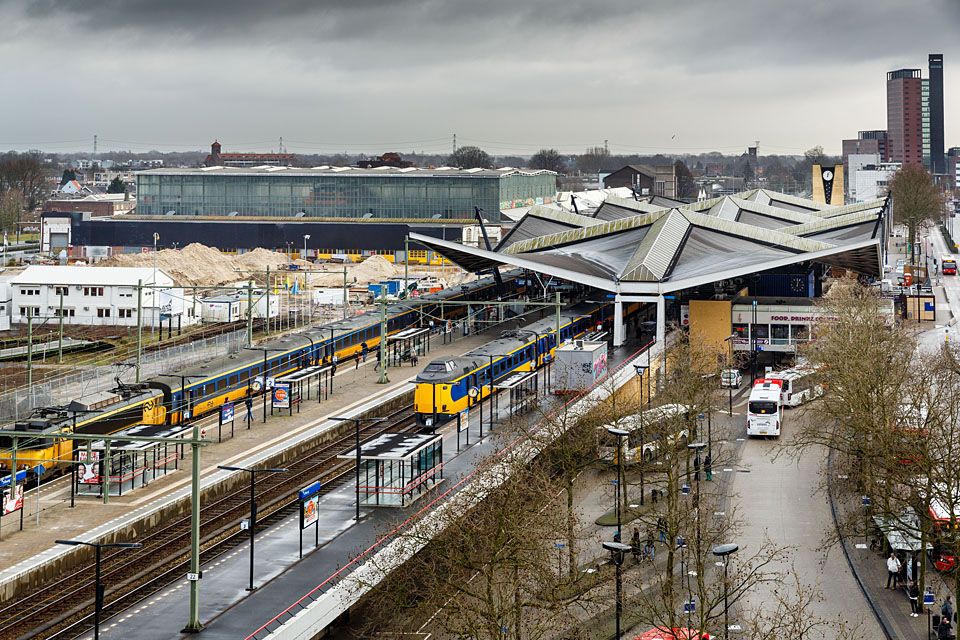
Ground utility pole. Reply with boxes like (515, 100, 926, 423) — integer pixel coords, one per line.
(58, 291, 64, 364)
(93, 134, 97, 155)
(555, 292, 561, 347)
(265, 265, 270, 336)
(452, 133, 457, 155)
(182, 422, 204, 633)
(404, 235, 409, 298)
(27, 307, 33, 387)
(136, 280, 143, 383)
(343, 266, 348, 320)
(377, 289, 389, 384)
(246, 281, 253, 348)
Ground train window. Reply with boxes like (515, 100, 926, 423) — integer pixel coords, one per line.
(252, 365, 261, 376)
(229, 374, 239, 385)
(240, 370, 249, 382)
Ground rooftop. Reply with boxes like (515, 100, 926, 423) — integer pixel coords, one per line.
(137, 166, 556, 179)
(9, 265, 173, 286)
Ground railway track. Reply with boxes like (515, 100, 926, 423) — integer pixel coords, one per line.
(0, 405, 416, 640)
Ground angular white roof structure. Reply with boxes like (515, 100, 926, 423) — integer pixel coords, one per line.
(411, 189, 889, 295)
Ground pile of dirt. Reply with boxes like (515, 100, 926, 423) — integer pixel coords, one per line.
(99, 243, 291, 286)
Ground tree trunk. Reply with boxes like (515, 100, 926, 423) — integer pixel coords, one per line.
(566, 476, 576, 577)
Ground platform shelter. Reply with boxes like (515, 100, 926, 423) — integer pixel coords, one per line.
(77, 423, 192, 497)
(494, 370, 538, 417)
(276, 363, 334, 406)
(339, 432, 443, 507)
(386, 327, 430, 368)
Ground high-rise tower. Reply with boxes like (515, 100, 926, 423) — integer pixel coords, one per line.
(929, 54, 945, 174)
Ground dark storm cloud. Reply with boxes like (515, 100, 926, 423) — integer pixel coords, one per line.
(0, 0, 957, 153)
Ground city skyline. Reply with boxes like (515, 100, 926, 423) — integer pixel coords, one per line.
(0, 0, 958, 156)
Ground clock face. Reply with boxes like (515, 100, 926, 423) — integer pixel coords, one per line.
(822, 170, 834, 181)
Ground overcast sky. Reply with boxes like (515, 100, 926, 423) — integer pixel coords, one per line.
(0, 0, 957, 157)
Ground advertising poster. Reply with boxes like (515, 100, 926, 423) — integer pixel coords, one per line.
(273, 383, 291, 409)
(3, 484, 23, 515)
(78, 450, 101, 484)
(302, 495, 319, 528)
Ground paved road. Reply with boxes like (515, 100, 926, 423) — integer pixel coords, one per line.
(731, 407, 881, 638)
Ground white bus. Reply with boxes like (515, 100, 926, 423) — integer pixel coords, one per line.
(766, 367, 823, 407)
(597, 403, 690, 465)
(747, 380, 784, 437)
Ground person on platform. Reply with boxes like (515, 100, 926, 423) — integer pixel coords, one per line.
(885, 552, 901, 589)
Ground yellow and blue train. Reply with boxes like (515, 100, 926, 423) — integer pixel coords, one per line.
(414, 303, 610, 427)
(0, 270, 527, 483)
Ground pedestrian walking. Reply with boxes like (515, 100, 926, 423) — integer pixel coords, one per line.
(938, 614, 952, 640)
(244, 397, 254, 428)
(645, 529, 655, 562)
(429, 319, 435, 334)
(374, 350, 381, 371)
(943, 596, 954, 623)
(657, 517, 667, 544)
(355, 353, 360, 369)
(885, 552, 901, 589)
(704, 454, 713, 481)
(411, 353, 419, 367)
(361, 342, 368, 362)
(909, 581, 920, 617)
(631, 527, 641, 563)
(693, 453, 701, 481)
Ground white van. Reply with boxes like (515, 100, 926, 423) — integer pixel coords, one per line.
(747, 380, 783, 437)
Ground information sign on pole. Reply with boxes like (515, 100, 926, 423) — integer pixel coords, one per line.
(458, 409, 468, 432)
(221, 403, 234, 423)
(273, 383, 291, 409)
(240, 519, 250, 530)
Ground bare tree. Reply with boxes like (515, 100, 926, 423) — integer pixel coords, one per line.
(888, 164, 944, 265)
(529, 148, 567, 174)
(448, 146, 492, 169)
(577, 146, 611, 176)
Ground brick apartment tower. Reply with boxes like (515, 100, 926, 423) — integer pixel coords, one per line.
(886, 68, 927, 167)
(929, 54, 945, 174)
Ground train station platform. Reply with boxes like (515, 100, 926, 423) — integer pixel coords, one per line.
(0, 328, 500, 598)
(70, 336, 653, 640)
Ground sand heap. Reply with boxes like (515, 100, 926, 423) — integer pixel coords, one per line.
(99, 243, 291, 286)
(99, 244, 406, 288)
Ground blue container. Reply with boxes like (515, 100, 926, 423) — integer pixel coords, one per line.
(380, 280, 400, 295)
(368, 284, 383, 296)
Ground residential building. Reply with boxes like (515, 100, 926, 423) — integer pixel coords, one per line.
(204, 141, 296, 167)
(136, 166, 556, 221)
(602, 165, 656, 192)
(842, 130, 887, 165)
(7, 266, 198, 328)
(847, 154, 881, 202)
(929, 54, 945, 174)
(44, 193, 136, 218)
(886, 68, 928, 167)
(654, 165, 679, 198)
(854, 162, 899, 202)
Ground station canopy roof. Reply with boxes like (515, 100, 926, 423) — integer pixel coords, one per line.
(411, 189, 888, 295)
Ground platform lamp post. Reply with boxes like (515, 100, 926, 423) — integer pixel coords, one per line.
(712, 542, 739, 640)
(303, 234, 310, 261)
(602, 541, 631, 640)
(55, 539, 142, 640)
(606, 427, 629, 537)
(723, 334, 737, 416)
(330, 416, 386, 521)
(244, 346, 285, 423)
(152, 232, 159, 340)
(633, 365, 648, 505)
(216, 465, 288, 591)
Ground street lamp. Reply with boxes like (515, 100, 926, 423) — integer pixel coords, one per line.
(55, 539, 142, 639)
(712, 542, 740, 640)
(723, 334, 737, 416)
(330, 416, 386, 521)
(606, 427, 629, 537)
(687, 442, 707, 557)
(634, 365, 648, 505)
(303, 234, 310, 260)
(602, 540, 631, 640)
(216, 465, 288, 591)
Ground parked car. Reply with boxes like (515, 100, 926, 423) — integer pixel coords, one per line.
(720, 369, 742, 388)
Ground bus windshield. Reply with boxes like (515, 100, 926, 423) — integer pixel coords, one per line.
(749, 401, 778, 414)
